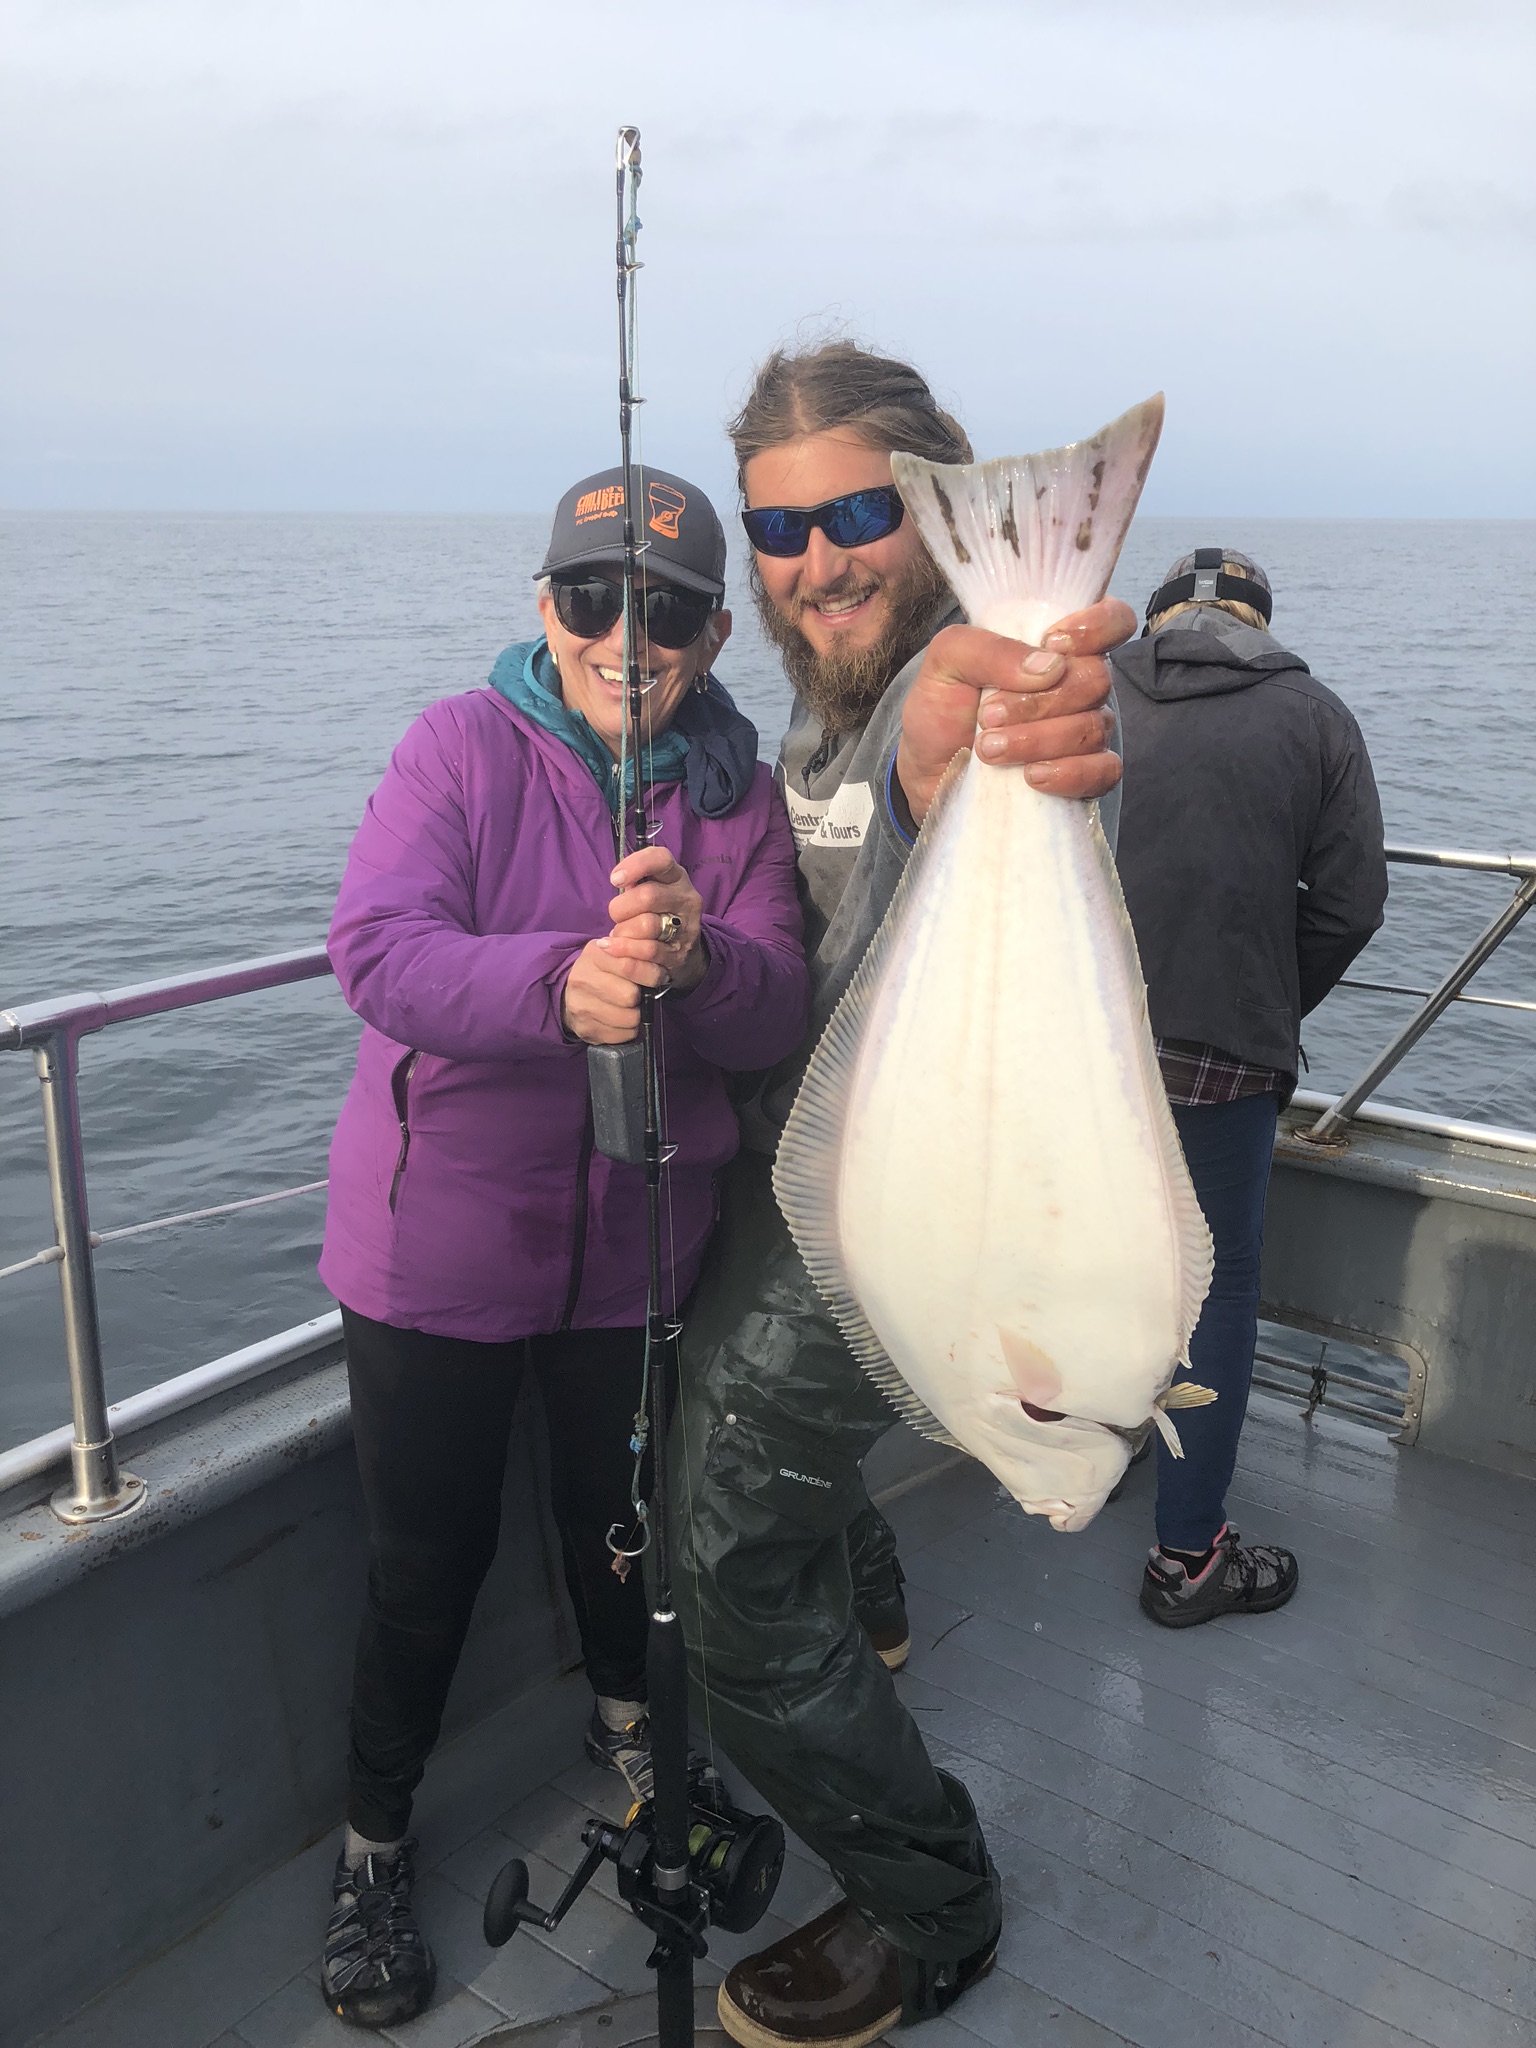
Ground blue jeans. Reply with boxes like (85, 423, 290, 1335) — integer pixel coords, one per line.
(1155, 1092, 1280, 1553)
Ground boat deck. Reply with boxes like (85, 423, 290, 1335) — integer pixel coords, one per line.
(33, 1391, 1536, 2048)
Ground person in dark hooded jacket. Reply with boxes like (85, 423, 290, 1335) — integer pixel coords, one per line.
(1112, 548, 1386, 1628)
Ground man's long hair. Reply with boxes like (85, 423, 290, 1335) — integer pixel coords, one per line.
(728, 339, 973, 478)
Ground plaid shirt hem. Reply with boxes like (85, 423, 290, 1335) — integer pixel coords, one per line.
(1156, 1037, 1287, 1107)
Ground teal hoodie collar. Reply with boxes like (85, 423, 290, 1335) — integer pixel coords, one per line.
(488, 637, 758, 819)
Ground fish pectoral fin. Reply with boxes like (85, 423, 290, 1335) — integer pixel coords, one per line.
(1149, 1382, 1217, 1460)
(997, 1326, 1064, 1410)
(1160, 1382, 1219, 1410)
(1150, 1405, 1186, 1459)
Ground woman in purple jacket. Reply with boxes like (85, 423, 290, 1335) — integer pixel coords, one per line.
(315, 467, 807, 2029)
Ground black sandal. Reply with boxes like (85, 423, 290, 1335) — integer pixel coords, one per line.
(320, 1839, 436, 2029)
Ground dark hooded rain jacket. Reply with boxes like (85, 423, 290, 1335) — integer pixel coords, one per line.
(1111, 609, 1387, 1086)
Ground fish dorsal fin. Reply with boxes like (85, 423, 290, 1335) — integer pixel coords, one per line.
(891, 394, 1164, 644)
(1124, 925, 1217, 1370)
(772, 750, 974, 1449)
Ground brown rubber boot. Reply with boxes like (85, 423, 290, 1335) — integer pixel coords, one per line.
(863, 1618, 911, 1671)
(718, 1896, 998, 2046)
(717, 1901, 902, 2048)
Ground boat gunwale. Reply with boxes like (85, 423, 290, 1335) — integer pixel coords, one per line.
(3, 840, 1534, 1510)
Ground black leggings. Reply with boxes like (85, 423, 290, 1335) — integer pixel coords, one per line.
(341, 1304, 656, 1842)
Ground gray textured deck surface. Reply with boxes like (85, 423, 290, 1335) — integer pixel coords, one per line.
(35, 1392, 1536, 2048)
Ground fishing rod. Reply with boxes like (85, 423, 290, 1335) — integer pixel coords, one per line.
(482, 128, 783, 2048)
(612, 115, 697, 2045)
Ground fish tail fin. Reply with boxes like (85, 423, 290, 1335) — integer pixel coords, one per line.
(891, 394, 1164, 646)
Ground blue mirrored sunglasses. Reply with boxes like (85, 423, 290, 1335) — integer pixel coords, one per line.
(742, 486, 904, 558)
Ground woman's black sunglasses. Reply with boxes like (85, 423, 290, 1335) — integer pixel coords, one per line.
(741, 486, 905, 559)
(549, 573, 717, 651)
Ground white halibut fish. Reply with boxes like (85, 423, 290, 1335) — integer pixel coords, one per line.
(772, 395, 1215, 1533)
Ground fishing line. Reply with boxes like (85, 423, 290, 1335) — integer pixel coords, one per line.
(676, 1297, 719, 1772)
(1457, 1042, 1536, 1121)
(606, 140, 652, 1578)
(622, 161, 721, 1774)
(608, 670, 665, 1579)
(647, 786, 719, 1769)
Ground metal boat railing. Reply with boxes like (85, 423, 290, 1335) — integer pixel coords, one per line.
(1301, 845, 1536, 1141)
(2, 843, 1534, 1523)
(1247, 1317, 1424, 1438)
(0, 948, 334, 1521)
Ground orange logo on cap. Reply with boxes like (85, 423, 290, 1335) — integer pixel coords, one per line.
(574, 485, 624, 524)
(648, 482, 686, 539)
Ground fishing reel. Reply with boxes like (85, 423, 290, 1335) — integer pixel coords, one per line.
(483, 1761, 784, 1960)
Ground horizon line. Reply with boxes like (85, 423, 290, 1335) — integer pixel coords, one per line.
(3, 506, 1531, 523)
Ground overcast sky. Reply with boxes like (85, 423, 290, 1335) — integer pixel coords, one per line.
(4, 0, 1532, 516)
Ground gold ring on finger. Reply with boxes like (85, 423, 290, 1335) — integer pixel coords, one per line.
(658, 914, 683, 945)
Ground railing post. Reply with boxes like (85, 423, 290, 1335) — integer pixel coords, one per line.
(1304, 871, 1536, 1142)
(33, 1029, 145, 1523)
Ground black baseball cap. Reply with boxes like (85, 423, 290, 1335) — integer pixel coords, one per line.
(536, 465, 727, 598)
(1145, 547, 1272, 625)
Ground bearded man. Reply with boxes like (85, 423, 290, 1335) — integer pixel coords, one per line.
(673, 340, 1134, 2048)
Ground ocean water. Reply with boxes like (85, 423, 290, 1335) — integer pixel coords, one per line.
(2, 513, 1533, 1451)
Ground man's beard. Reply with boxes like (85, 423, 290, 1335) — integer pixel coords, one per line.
(751, 553, 951, 734)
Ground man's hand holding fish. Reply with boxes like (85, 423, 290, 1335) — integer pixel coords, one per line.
(893, 596, 1134, 820)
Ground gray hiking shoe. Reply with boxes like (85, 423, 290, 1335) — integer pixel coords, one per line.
(583, 1703, 721, 1805)
(584, 1701, 657, 1803)
(1140, 1523, 1298, 1629)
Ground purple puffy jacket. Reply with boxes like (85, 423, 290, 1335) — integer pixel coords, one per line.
(318, 688, 807, 1340)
